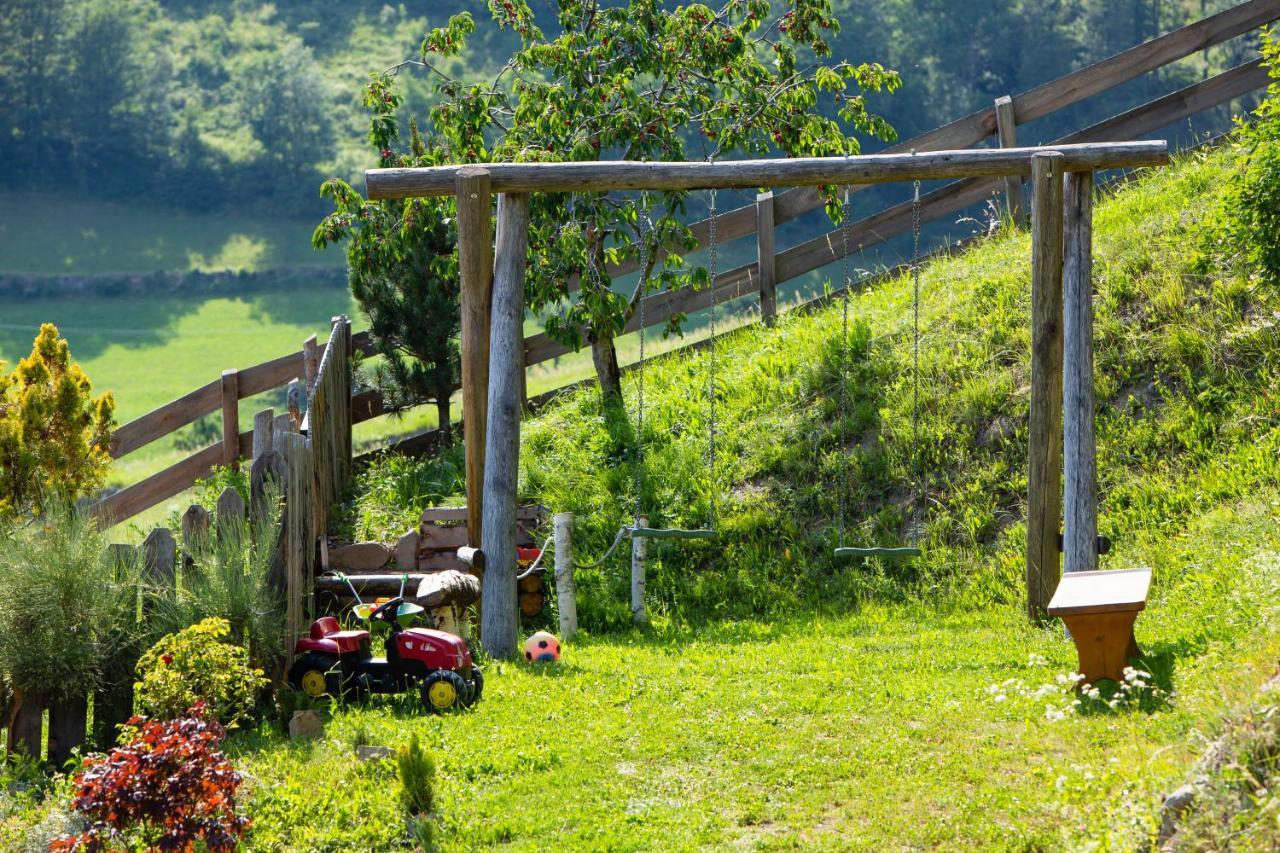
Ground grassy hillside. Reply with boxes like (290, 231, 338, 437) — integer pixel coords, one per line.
(217, 142, 1280, 848)
(347, 143, 1280, 623)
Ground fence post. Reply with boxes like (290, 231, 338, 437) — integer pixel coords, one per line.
(220, 369, 240, 468)
(143, 527, 177, 593)
(756, 191, 778, 326)
(1026, 152, 1065, 621)
(994, 96, 1026, 225)
(631, 516, 648, 626)
(216, 486, 246, 544)
(181, 504, 210, 555)
(302, 334, 319, 394)
(252, 408, 274, 462)
(1063, 170, 1098, 574)
(553, 512, 577, 640)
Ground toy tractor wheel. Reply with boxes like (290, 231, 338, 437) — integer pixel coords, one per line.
(288, 653, 339, 700)
(420, 670, 468, 713)
(462, 666, 484, 707)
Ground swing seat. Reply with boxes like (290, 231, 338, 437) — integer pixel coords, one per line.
(835, 546, 922, 560)
(630, 526, 718, 540)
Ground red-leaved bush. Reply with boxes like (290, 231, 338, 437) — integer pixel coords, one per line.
(52, 702, 249, 852)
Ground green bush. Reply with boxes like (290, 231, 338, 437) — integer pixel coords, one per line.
(0, 501, 142, 704)
(1208, 27, 1280, 283)
(134, 618, 268, 727)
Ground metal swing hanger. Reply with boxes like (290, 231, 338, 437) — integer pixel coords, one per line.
(834, 178, 925, 561)
(629, 187, 718, 543)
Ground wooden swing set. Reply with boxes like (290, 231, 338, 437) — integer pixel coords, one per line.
(365, 140, 1169, 663)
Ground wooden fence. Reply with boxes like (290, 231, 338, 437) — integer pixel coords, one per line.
(94, 0, 1279, 526)
(2, 321, 354, 762)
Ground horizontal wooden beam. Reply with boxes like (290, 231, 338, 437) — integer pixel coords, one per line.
(366, 142, 1168, 199)
(1058, 58, 1268, 146)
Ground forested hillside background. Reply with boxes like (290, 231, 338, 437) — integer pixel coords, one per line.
(0, 0, 1260, 221)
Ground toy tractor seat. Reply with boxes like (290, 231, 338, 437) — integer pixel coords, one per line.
(296, 616, 370, 655)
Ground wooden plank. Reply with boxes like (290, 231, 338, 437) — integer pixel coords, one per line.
(774, 176, 999, 283)
(93, 442, 223, 525)
(480, 192, 530, 659)
(418, 525, 475, 551)
(457, 167, 494, 547)
(220, 369, 240, 467)
(1063, 170, 1098, 575)
(367, 142, 1167, 198)
(1026, 152, 1066, 621)
(756, 192, 777, 326)
(1059, 58, 1270, 146)
(1048, 568, 1152, 615)
(994, 96, 1025, 224)
(351, 388, 384, 424)
(238, 350, 304, 398)
(110, 379, 220, 458)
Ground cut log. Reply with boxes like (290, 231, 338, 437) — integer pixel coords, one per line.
(415, 570, 482, 609)
(519, 591, 545, 617)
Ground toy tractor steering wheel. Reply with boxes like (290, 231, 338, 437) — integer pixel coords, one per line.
(370, 597, 404, 626)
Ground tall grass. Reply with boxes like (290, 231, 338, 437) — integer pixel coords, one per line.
(153, 492, 285, 675)
(0, 502, 143, 703)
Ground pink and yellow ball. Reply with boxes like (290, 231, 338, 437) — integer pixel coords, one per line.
(523, 631, 561, 663)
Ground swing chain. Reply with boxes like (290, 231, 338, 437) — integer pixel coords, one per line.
(838, 185, 853, 549)
(707, 188, 718, 532)
(911, 179, 924, 545)
(635, 195, 653, 523)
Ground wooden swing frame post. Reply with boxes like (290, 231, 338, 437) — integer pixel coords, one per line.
(383, 141, 1165, 655)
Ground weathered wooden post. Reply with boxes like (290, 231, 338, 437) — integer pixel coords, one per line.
(479, 191, 529, 659)
(216, 486, 246, 545)
(1026, 152, 1066, 620)
(143, 527, 177, 594)
(252, 408, 274, 462)
(220, 368, 239, 467)
(755, 191, 777, 326)
(302, 334, 319, 393)
(994, 96, 1026, 225)
(182, 504, 211, 556)
(553, 512, 577, 640)
(631, 516, 648, 625)
(457, 167, 494, 545)
(1063, 170, 1098, 574)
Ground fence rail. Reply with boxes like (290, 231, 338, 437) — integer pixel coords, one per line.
(92, 0, 1280, 525)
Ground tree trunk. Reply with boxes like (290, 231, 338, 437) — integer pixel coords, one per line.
(436, 397, 452, 442)
(590, 327, 623, 402)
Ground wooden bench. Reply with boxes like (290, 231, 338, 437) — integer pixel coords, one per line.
(1047, 568, 1151, 685)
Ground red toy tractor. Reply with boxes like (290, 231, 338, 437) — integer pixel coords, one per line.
(287, 597, 483, 712)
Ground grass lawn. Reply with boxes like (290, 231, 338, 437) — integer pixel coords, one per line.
(0, 192, 342, 275)
(231, 495, 1280, 850)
